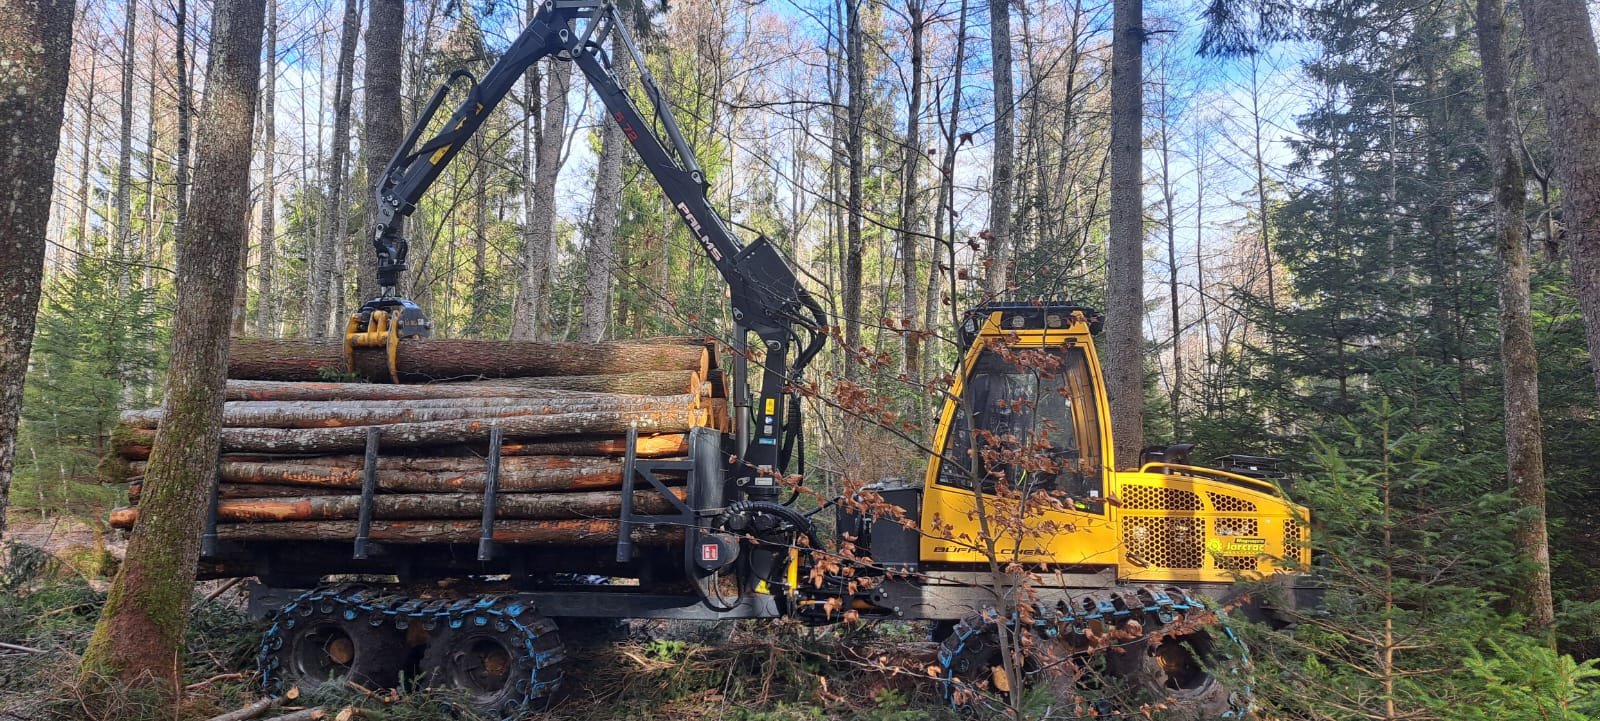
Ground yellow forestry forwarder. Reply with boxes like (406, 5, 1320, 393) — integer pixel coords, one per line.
(180, 1, 1313, 717)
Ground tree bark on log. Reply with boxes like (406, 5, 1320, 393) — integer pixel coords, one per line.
(450, 371, 703, 396)
(226, 380, 610, 401)
(227, 338, 709, 382)
(205, 518, 679, 545)
(224, 373, 700, 401)
(189, 459, 650, 493)
(131, 482, 320, 501)
(120, 407, 694, 455)
(113, 431, 691, 461)
(121, 394, 697, 429)
(111, 487, 685, 525)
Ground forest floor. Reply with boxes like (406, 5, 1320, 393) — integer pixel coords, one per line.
(0, 530, 967, 721)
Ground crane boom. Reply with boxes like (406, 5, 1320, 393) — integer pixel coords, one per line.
(358, 0, 826, 493)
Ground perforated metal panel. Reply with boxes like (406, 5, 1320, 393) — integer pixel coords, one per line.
(1121, 485, 1203, 511)
(1212, 518, 1260, 572)
(1122, 516, 1204, 569)
(1206, 492, 1257, 513)
(1285, 517, 1307, 560)
(1212, 518, 1258, 538)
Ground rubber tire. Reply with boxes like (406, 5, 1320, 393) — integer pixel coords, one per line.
(1107, 628, 1243, 720)
(263, 598, 406, 693)
(419, 612, 565, 718)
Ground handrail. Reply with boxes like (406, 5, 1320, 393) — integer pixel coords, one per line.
(1134, 462, 1284, 496)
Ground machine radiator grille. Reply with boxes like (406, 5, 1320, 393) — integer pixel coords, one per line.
(1212, 518, 1260, 572)
(1123, 516, 1204, 569)
(1284, 517, 1308, 561)
(1206, 492, 1257, 512)
(1120, 485, 1203, 511)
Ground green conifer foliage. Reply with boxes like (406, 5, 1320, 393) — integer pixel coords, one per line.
(15, 253, 164, 516)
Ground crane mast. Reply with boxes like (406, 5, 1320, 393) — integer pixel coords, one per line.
(355, 0, 826, 494)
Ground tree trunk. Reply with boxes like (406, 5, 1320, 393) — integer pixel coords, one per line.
(312, 0, 361, 336)
(362, 0, 404, 303)
(207, 518, 679, 546)
(0, 0, 76, 540)
(842, 0, 866, 381)
(1477, 0, 1553, 640)
(1157, 65, 1180, 438)
(74, 48, 96, 254)
(580, 38, 628, 343)
(122, 393, 699, 429)
(927, 0, 969, 387)
(79, 0, 266, 695)
(115, 0, 135, 270)
(1523, 2, 1600, 394)
(512, 58, 571, 340)
(227, 337, 709, 382)
(112, 487, 685, 525)
(256, 0, 278, 336)
(984, 0, 1014, 299)
(175, 0, 192, 251)
(1106, 0, 1145, 469)
(899, 0, 925, 383)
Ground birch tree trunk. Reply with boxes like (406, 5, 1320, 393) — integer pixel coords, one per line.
(1107, 0, 1145, 468)
(79, 0, 266, 695)
(362, 0, 405, 304)
(983, 0, 1013, 299)
(1477, 0, 1553, 639)
(0, 0, 76, 540)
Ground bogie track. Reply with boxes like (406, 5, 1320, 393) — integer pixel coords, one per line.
(260, 585, 566, 718)
(936, 585, 1252, 718)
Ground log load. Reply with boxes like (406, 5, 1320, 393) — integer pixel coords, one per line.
(211, 519, 681, 546)
(227, 338, 709, 383)
(128, 455, 677, 493)
(120, 393, 700, 429)
(225, 372, 704, 401)
(110, 487, 686, 525)
(114, 406, 695, 455)
(110, 334, 726, 554)
(111, 433, 691, 463)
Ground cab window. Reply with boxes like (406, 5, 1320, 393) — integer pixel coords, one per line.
(936, 344, 1104, 512)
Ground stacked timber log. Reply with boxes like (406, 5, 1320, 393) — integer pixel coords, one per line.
(108, 336, 729, 548)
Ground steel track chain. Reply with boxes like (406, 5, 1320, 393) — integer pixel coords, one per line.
(259, 584, 566, 717)
(936, 584, 1253, 717)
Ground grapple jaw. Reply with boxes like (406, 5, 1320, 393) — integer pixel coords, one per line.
(345, 297, 431, 383)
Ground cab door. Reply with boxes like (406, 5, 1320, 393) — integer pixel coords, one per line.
(918, 323, 1121, 567)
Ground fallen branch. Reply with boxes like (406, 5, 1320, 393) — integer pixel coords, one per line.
(185, 671, 249, 692)
(0, 641, 45, 654)
(259, 709, 326, 721)
(205, 696, 283, 721)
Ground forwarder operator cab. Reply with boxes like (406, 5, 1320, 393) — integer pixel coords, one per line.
(935, 303, 1107, 513)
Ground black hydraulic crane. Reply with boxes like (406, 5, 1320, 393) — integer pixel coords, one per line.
(350, 0, 828, 495)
